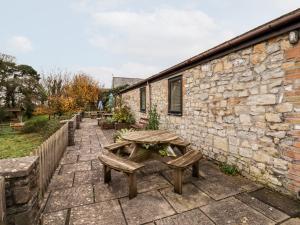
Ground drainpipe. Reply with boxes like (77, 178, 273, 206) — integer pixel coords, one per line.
(148, 81, 152, 111)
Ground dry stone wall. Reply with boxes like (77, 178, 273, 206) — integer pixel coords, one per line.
(122, 33, 300, 198)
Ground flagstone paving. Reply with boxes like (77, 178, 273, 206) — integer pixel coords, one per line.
(40, 118, 300, 225)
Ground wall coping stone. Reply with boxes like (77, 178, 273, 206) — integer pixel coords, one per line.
(0, 156, 38, 178)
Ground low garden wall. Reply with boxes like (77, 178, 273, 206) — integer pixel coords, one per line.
(0, 113, 81, 225)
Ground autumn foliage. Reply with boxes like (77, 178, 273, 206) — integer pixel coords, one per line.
(37, 73, 101, 116)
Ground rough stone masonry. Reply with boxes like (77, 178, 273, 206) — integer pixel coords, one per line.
(122, 32, 300, 199)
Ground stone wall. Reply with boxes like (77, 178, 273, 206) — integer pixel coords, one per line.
(122, 33, 300, 198)
(0, 157, 39, 225)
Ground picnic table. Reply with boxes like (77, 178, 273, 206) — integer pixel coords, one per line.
(99, 130, 202, 197)
(121, 130, 182, 162)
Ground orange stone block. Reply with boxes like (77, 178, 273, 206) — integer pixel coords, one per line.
(285, 46, 300, 60)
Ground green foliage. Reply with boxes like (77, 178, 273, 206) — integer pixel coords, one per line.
(146, 105, 160, 130)
(219, 163, 239, 176)
(22, 115, 61, 137)
(112, 105, 135, 124)
(105, 117, 115, 124)
(24, 100, 34, 118)
(0, 108, 8, 122)
(113, 128, 134, 142)
(22, 115, 48, 133)
(0, 115, 62, 159)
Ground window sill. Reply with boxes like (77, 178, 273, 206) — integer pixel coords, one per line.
(168, 113, 182, 117)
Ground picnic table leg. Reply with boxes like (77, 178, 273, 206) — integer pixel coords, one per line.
(128, 173, 137, 199)
(103, 165, 111, 183)
(173, 168, 183, 194)
(192, 161, 200, 178)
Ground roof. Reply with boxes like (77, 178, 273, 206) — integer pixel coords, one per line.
(112, 77, 144, 88)
(120, 8, 300, 94)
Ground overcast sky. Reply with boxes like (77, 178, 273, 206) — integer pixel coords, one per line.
(0, 1, 299, 87)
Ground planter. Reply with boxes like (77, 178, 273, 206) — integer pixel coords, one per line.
(100, 122, 115, 129)
(114, 122, 130, 130)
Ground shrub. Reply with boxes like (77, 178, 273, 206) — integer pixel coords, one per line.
(22, 116, 48, 133)
(146, 105, 160, 130)
(219, 163, 239, 176)
(112, 105, 135, 124)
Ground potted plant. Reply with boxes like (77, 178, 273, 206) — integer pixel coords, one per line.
(100, 117, 115, 129)
(112, 105, 135, 130)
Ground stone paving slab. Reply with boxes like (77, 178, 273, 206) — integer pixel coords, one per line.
(48, 173, 74, 190)
(280, 218, 300, 225)
(91, 159, 103, 170)
(60, 153, 78, 165)
(60, 161, 91, 174)
(94, 178, 129, 202)
(120, 190, 175, 225)
(42, 210, 68, 225)
(138, 174, 171, 193)
(78, 153, 100, 162)
(250, 188, 300, 217)
(155, 208, 215, 225)
(44, 184, 94, 212)
(236, 193, 290, 222)
(162, 168, 203, 184)
(201, 197, 275, 225)
(69, 200, 126, 225)
(160, 183, 213, 213)
(74, 170, 102, 185)
(140, 160, 170, 175)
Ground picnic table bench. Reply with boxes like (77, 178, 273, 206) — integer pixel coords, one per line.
(167, 149, 203, 194)
(98, 152, 144, 199)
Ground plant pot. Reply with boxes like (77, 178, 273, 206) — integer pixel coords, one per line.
(114, 122, 130, 130)
(100, 122, 115, 129)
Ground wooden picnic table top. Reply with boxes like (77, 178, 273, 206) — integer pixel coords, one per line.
(122, 130, 179, 144)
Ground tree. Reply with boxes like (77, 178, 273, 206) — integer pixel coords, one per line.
(64, 73, 100, 110)
(0, 55, 44, 118)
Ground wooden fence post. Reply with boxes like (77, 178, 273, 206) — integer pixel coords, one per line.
(0, 176, 6, 225)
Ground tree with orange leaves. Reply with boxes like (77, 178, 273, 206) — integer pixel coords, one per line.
(64, 73, 100, 111)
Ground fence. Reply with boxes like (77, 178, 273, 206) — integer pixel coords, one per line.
(32, 120, 69, 197)
(0, 176, 6, 225)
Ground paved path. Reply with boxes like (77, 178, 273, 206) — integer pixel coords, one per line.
(41, 119, 300, 225)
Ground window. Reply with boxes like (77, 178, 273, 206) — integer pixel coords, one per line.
(140, 87, 146, 112)
(168, 76, 182, 115)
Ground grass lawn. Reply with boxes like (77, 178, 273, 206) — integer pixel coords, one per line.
(0, 114, 69, 159)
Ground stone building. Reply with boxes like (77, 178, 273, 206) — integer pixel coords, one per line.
(120, 9, 300, 199)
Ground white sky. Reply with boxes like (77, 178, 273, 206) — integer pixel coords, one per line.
(0, 0, 299, 87)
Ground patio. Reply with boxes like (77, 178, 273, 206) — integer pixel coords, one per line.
(40, 118, 300, 225)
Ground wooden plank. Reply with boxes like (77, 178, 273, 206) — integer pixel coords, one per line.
(104, 141, 131, 151)
(99, 153, 144, 173)
(167, 150, 203, 168)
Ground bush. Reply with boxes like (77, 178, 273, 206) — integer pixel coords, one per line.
(112, 105, 135, 124)
(146, 105, 160, 130)
(219, 163, 239, 176)
(22, 116, 48, 133)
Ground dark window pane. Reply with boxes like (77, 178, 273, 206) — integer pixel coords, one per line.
(168, 77, 182, 114)
(140, 87, 146, 112)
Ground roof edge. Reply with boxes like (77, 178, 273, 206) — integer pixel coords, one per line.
(120, 8, 300, 94)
